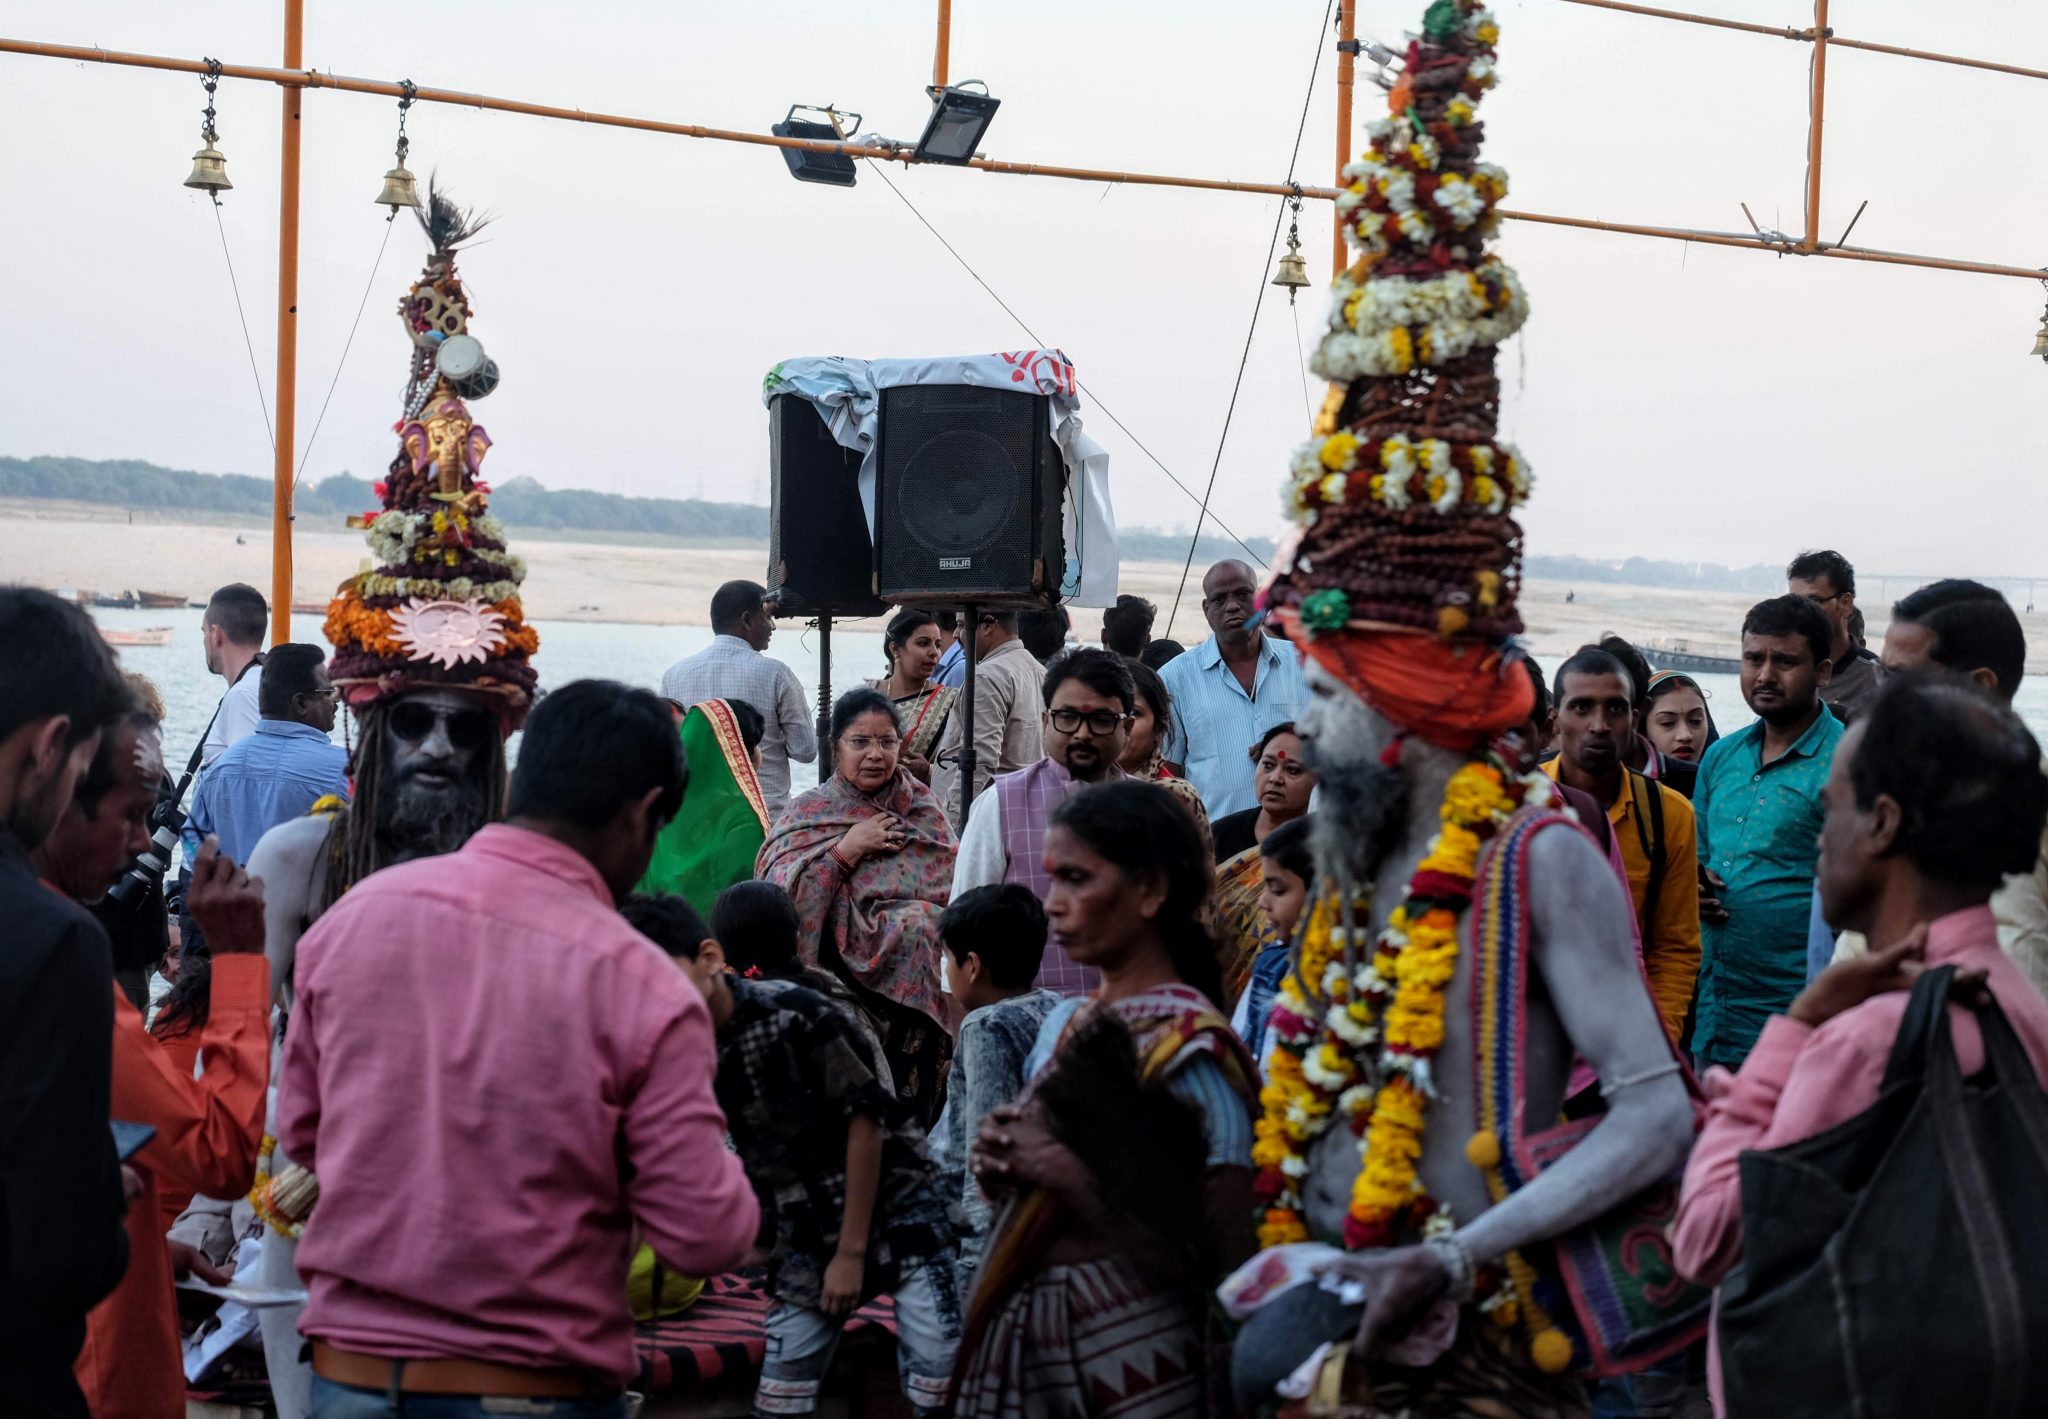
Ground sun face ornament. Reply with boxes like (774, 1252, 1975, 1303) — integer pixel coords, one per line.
(387, 597, 508, 669)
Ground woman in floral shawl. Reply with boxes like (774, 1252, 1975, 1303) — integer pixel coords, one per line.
(757, 686, 956, 1124)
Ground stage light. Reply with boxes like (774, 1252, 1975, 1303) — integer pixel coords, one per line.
(913, 84, 999, 165)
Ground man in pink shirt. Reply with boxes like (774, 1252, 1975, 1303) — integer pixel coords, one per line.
(1674, 677, 2048, 1414)
(277, 680, 760, 1416)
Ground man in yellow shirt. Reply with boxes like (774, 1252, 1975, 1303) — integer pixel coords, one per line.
(1544, 648, 1703, 1042)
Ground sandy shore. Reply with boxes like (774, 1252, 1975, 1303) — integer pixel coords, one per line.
(9, 500, 2046, 671)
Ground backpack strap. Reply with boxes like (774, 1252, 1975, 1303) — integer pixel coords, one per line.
(1629, 770, 1668, 939)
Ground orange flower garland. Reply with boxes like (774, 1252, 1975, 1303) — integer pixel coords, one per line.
(1252, 753, 1551, 1252)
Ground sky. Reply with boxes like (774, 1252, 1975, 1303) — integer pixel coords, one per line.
(3, 0, 2047, 579)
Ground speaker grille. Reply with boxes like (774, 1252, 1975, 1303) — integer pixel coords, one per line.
(875, 385, 1057, 605)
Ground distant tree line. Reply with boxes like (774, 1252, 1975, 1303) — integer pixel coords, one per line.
(0, 456, 1810, 592)
(0, 456, 770, 540)
(1523, 553, 1787, 594)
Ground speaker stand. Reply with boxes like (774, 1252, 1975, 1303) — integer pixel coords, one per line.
(814, 610, 833, 786)
(957, 602, 980, 828)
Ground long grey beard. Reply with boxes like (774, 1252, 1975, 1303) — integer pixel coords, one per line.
(1308, 758, 1413, 890)
(378, 779, 492, 864)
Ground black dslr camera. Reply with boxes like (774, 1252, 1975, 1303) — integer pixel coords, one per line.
(106, 791, 187, 908)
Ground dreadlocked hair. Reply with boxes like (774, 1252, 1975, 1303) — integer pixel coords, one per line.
(321, 699, 508, 910)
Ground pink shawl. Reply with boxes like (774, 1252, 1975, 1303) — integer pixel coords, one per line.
(756, 767, 955, 1029)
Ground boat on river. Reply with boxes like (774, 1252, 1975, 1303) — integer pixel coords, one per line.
(1643, 639, 1741, 674)
(100, 625, 174, 648)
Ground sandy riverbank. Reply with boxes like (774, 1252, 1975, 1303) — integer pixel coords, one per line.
(9, 500, 2047, 671)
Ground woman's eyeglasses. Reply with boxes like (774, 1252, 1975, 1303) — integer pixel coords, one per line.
(387, 700, 496, 751)
(1048, 708, 1129, 736)
(843, 735, 901, 754)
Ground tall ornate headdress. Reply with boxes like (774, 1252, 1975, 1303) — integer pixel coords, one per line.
(325, 182, 538, 729)
(1267, 0, 1532, 747)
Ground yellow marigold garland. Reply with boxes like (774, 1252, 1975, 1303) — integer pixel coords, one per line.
(1250, 751, 1549, 1255)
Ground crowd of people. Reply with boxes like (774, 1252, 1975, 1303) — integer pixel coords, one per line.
(5, 541, 2047, 1419)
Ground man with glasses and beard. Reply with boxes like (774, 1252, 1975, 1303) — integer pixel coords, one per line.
(951, 648, 1136, 994)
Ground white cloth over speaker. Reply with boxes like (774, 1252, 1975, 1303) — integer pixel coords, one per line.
(760, 349, 1120, 607)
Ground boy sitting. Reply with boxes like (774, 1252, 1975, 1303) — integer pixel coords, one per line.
(624, 892, 962, 1419)
(930, 884, 1063, 1292)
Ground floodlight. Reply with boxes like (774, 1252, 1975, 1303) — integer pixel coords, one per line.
(913, 84, 1000, 164)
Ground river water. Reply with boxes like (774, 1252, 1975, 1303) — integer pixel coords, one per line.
(95, 606, 888, 779)
(92, 606, 2048, 781)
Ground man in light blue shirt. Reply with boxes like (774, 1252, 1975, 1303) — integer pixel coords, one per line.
(186, 644, 350, 866)
(1158, 561, 1306, 818)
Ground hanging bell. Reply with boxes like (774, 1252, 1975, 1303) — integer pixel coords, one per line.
(1272, 244, 1312, 299)
(2030, 312, 2048, 362)
(375, 158, 422, 213)
(184, 139, 233, 195)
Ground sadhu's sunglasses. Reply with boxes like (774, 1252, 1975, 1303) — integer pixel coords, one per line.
(387, 700, 495, 751)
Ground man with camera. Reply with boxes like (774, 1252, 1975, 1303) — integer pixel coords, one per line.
(30, 675, 271, 1419)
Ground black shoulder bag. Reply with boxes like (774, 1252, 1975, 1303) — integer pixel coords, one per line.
(1718, 965, 2048, 1417)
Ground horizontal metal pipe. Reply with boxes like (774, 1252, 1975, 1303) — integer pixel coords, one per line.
(1553, 0, 1807, 41)
(1556, 0, 2048, 84)
(0, 36, 1340, 199)
(1497, 207, 2047, 280)
(5, 34, 2039, 279)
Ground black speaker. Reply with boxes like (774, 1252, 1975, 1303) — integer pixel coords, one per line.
(766, 395, 888, 618)
(872, 384, 1064, 608)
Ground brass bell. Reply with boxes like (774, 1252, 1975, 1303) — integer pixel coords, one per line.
(2030, 312, 2048, 362)
(375, 159, 422, 213)
(1272, 245, 1312, 299)
(184, 139, 233, 195)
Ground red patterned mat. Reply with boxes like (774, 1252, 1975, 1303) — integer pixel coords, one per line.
(634, 1272, 898, 1392)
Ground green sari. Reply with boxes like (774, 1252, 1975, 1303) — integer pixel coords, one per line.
(637, 699, 772, 918)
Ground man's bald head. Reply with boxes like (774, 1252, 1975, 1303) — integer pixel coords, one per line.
(1202, 561, 1259, 645)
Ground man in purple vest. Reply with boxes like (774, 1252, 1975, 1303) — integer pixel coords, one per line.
(950, 647, 1133, 995)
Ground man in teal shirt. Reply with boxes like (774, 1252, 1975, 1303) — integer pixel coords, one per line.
(1692, 595, 1843, 1069)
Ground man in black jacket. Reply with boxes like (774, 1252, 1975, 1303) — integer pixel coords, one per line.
(0, 588, 135, 1417)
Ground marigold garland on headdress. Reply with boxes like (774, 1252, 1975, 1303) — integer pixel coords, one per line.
(324, 181, 538, 728)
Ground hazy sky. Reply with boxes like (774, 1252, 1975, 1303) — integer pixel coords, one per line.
(4, 0, 2047, 578)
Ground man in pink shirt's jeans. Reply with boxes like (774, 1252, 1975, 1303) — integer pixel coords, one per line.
(277, 681, 760, 1417)
(1674, 677, 2048, 1415)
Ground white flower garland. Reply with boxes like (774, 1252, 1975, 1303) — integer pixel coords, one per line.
(359, 573, 523, 605)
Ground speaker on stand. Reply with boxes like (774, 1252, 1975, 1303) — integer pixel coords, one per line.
(766, 395, 889, 782)
(873, 383, 1066, 823)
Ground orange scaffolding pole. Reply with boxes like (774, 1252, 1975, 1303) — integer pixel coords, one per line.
(933, 0, 951, 90)
(1332, 2, 1356, 280)
(270, 0, 302, 646)
(1802, 0, 1828, 252)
